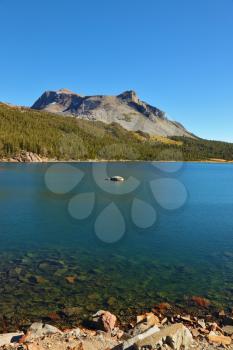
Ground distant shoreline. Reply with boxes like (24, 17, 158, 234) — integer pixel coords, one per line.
(0, 151, 233, 164)
(1, 158, 233, 164)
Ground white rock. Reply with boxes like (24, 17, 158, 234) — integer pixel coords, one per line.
(67, 327, 82, 338)
(0, 332, 23, 346)
(121, 323, 193, 350)
(110, 176, 125, 182)
(122, 325, 160, 349)
(25, 322, 62, 342)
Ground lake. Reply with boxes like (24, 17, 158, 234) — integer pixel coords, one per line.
(0, 162, 233, 330)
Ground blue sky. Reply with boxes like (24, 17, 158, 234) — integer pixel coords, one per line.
(0, 0, 232, 141)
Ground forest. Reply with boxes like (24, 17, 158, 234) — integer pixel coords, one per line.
(0, 103, 233, 161)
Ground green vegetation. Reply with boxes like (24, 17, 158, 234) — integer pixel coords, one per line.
(0, 103, 233, 161)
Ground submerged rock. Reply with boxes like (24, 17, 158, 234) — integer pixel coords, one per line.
(38, 259, 64, 273)
(65, 275, 77, 284)
(191, 296, 210, 308)
(62, 306, 83, 317)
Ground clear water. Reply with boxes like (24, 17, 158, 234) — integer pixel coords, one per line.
(0, 162, 233, 329)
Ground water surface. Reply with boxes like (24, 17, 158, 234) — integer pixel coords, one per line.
(0, 162, 233, 329)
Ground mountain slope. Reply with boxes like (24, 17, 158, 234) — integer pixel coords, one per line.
(1, 102, 233, 161)
(32, 89, 194, 138)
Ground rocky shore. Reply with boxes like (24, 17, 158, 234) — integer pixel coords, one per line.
(2, 302, 233, 350)
(0, 152, 50, 163)
(1, 151, 233, 163)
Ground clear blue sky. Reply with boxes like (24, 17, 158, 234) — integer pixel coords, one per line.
(0, 0, 232, 141)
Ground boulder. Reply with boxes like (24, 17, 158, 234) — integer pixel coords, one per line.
(92, 310, 117, 333)
(120, 323, 193, 350)
(110, 176, 124, 182)
(120, 325, 160, 349)
(24, 322, 62, 342)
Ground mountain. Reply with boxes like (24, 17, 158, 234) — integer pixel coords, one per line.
(32, 89, 194, 138)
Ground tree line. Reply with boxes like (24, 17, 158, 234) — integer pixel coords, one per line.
(0, 103, 233, 161)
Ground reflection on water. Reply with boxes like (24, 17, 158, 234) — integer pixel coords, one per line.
(0, 162, 233, 330)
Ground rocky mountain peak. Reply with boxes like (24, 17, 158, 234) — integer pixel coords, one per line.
(31, 88, 194, 138)
(117, 90, 139, 103)
(56, 88, 81, 96)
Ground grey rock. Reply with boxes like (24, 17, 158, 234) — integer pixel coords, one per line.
(10, 151, 48, 162)
(110, 176, 125, 182)
(120, 325, 160, 349)
(223, 316, 233, 326)
(32, 89, 195, 138)
(66, 327, 82, 338)
(119, 323, 193, 350)
(222, 325, 233, 335)
(25, 322, 62, 342)
(197, 319, 206, 329)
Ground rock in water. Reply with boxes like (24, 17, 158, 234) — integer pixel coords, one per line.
(110, 176, 125, 182)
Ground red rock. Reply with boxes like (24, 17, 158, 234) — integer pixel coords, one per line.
(156, 302, 171, 311)
(92, 310, 117, 333)
(102, 311, 117, 333)
(191, 296, 210, 307)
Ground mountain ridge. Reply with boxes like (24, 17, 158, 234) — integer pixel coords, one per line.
(32, 89, 195, 138)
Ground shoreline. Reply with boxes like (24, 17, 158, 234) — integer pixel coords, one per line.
(1, 302, 233, 349)
(0, 151, 233, 164)
(1, 159, 233, 164)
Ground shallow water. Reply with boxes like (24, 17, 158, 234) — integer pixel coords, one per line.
(0, 162, 233, 328)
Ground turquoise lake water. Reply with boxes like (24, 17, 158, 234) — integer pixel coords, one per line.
(0, 162, 233, 329)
